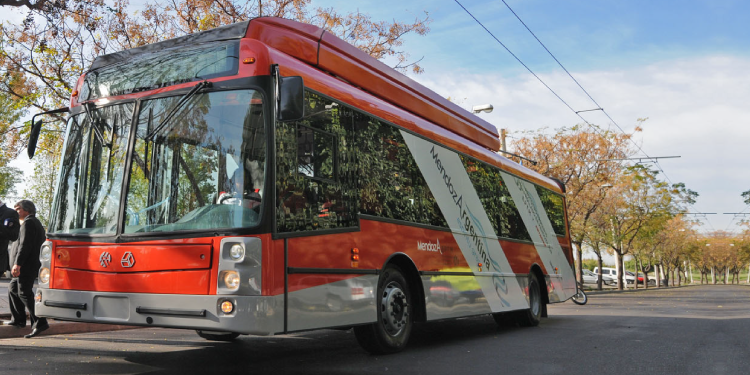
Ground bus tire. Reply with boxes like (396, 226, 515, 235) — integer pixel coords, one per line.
(353, 265, 413, 354)
(515, 272, 542, 327)
(195, 330, 240, 341)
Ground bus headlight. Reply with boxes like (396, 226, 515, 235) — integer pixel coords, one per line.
(229, 244, 245, 261)
(39, 267, 50, 284)
(218, 237, 261, 295)
(41, 244, 52, 262)
(221, 271, 241, 291)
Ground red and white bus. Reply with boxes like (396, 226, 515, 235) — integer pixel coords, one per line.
(31, 17, 576, 353)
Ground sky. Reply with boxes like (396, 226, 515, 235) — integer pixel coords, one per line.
(309, 0, 750, 235)
(3, 0, 749, 235)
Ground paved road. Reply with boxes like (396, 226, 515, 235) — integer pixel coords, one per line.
(0, 285, 748, 374)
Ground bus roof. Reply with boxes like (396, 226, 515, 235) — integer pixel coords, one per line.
(245, 17, 502, 152)
(87, 17, 502, 152)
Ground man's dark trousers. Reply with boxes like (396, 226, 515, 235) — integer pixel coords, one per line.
(8, 276, 47, 328)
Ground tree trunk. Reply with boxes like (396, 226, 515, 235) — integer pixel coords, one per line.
(670, 268, 674, 286)
(726, 268, 729, 284)
(573, 241, 584, 287)
(711, 267, 716, 284)
(615, 252, 624, 290)
(658, 264, 664, 287)
(724, 268, 729, 285)
(596, 256, 604, 291)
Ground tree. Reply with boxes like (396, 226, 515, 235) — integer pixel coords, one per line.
(511, 124, 635, 286)
(630, 215, 669, 289)
(583, 210, 614, 290)
(599, 165, 690, 290)
(0, 83, 26, 199)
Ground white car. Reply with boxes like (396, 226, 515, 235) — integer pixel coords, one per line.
(593, 267, 637, 284)
(582, 269, 615, 285)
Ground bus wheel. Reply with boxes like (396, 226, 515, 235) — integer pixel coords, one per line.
(354, 265, 413, 354)
(515, 272, 542, 327)
(196, 330, 240, 341)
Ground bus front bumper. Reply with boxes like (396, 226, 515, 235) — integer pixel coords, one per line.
(35, 288, 284, 335)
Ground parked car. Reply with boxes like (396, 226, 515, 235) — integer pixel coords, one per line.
(593, 267, 638, 284)
(625, 271, 645, 284)
(581, 270, 597, 284)
(638, 272, 658, 286)
(582, 269, 615, 285)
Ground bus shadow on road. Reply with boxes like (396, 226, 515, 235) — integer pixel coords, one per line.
(77, 315, 533, 375)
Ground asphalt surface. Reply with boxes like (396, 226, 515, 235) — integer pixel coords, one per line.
(0, 284, 748, 374)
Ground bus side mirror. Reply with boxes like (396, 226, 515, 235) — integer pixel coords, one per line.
(27, 119, 43, 159)
(277, 75, 304, 122)
(28, 106, 69, 159)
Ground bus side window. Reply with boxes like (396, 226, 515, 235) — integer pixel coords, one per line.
(461, 155, 531, 242)
(535, 186, 566, 236)
(276, 91, 358, 232)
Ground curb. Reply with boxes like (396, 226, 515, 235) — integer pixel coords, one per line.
(584, 284, 694, 295)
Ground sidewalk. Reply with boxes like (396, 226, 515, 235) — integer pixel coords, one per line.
(0, 277, 136, 339)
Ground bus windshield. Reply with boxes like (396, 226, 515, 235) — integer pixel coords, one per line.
(50, 103, 134, 234)
(124, 89, 266, 233)
(50, 89, 267, 235)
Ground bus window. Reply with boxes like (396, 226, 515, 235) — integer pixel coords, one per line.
(355, 113, 447, 228)
(297, 125, 335, 180)
(535, 186, 566, 236)
(50, 103, 134, 234)
(276, 91, 358, 233)
(461, 155, 531, 242)
(123, 89, 265, 233)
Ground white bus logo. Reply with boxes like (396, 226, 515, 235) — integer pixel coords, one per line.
(417, 239, 442, 254)
(99, 252, 112, 268)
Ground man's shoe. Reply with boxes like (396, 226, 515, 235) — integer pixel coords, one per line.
(24, 325, 49, 338)
(1, 320, 26, 328)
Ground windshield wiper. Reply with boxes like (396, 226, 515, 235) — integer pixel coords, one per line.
(82, 102, 109, 147)
(146, 80, 211, 140)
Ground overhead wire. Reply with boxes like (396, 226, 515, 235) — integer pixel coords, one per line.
(454, 0, 720, 230)
(724, 206, 750, 232)
(451, 0, 602, 133)
(497, 0, 681, 190)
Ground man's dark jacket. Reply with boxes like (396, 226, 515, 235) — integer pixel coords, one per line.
(0, 203, 20, 273)
(8, 215, 45, 278)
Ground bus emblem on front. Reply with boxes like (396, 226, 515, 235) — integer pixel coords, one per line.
(99, 252, 112, 268)
(121, 252, 136, 268)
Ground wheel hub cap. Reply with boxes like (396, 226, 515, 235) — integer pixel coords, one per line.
(381, 282, 408, 336)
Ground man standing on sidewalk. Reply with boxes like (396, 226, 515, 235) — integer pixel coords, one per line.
(2, 200, 48, 338)
(0, 199, 20, 279)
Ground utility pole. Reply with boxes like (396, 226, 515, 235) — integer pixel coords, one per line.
(500, 128, 507, 152)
